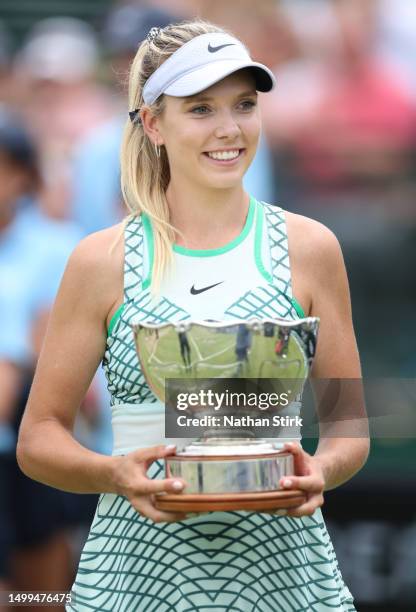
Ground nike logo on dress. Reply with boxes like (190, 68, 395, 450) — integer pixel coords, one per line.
(207, 43, 236, 53)
(190, 281, 224, 295)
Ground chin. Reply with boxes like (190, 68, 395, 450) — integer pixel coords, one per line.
(207, 178, 243, 191)
(204, 170, 246, 190)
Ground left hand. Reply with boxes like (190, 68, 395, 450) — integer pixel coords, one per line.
(278, 441, 326, 517)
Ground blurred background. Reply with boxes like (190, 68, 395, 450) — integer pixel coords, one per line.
(0, 1, 415, 610)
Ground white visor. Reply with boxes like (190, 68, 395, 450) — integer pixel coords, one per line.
(142, 32, 276, 105)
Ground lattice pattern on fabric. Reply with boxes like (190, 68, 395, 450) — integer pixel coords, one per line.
(103, 215, 192, 405)
(225, 284, 296, 321)
(262, 203, 293, 298)
(104, 297, 190, 406)
(124, 216, 145, 301)
(68, 462, 355, 612)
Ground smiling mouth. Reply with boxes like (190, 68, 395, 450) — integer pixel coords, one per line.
(203, 149, 245, 163)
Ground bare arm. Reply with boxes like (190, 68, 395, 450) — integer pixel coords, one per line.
(16, 228, 186, 522)
(282, 215, 369, 515)
(309, 224, 369, 489)
(16, 230, 121, 493)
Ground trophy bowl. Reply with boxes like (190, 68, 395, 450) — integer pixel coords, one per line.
(132, 317, 319, 513)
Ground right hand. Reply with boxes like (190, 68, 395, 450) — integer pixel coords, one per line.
(113, 444, 188, 523)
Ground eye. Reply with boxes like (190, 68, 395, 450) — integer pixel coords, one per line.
(238, 99, 257, 111)
(190, 105, 211, 115)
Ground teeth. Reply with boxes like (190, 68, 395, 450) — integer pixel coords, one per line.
(207, 150, 240, 161)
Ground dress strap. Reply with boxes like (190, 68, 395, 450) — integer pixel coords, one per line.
(124, 215, 145, 302)
(262, 203, 293, 299)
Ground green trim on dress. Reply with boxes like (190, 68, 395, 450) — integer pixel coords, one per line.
(172, 195, 255, 257)
(290, 296, 306, 318)
(107, 303, 125, 337)
(254, 200, 273, 283)
(141, 212, 154, 290)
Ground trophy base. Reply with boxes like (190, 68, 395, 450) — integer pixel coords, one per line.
(155, 490, 306, 513)
(157, 441, 304, 512)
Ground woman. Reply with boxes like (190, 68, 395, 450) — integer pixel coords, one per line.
(17, 20, 369, 611)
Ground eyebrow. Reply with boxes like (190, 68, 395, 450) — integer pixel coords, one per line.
(183, 90, 258, 105)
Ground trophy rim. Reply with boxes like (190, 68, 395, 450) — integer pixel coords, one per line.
(168, 450, 290, 461)
(132, 316, 319, 333)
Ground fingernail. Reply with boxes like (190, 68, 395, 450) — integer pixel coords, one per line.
(282, 479, 292, 488)
(172, 480, 184, 491)
(285, 442, 294, 449)
(166, 445, 176, 451)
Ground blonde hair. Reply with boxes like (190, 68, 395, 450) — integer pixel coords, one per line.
(120, 19, 230, 295)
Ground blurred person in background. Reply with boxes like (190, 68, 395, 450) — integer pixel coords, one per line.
(70, 3, 176, 236)
(10, 17, 117, 476)
(0, 108, 84, 609)
(0, 20, 15, 107)
(266, 0, 416, 207)
(151, 0, 203, 18)
(260, 0, 341, 159)
(273, 0, 416, 376)
(13, 17, 118, 220)
(70, 0, 275, 237)
(200, 0, 294, 79)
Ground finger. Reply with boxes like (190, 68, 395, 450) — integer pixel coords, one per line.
(279, 474, 324, 493)
(143, 445, 179, 471)
(286, 494, 324, 518)
(135, 475, 186, 495)
(133, 444, 177, 465)
(283, 441, 304, 455)
(132, 497, 187, 523)
(282, 441, 309, 475)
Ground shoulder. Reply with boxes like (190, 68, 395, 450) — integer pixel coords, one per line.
(262, 202, 339, 247)
(273, 209, 348, 316)
(284, 210, 344, 275)
(62, 223, 125, 315)
(68, 222, 124, 275)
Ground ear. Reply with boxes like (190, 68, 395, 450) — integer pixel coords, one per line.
(140, 106, 164, 146)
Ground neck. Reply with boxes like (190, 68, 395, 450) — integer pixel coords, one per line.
(166, 181, 250, 250)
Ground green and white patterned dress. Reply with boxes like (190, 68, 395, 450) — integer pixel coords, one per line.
(67, 198, 355, 611)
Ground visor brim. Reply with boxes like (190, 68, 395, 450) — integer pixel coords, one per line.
(164, 60, 276, 98)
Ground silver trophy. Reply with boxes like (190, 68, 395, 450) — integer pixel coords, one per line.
(133, 318, 319, 512)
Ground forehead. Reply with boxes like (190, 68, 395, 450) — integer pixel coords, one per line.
(166, 69, 257, 106)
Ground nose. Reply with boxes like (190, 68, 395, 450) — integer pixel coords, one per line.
(213, 110, 241, 140)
